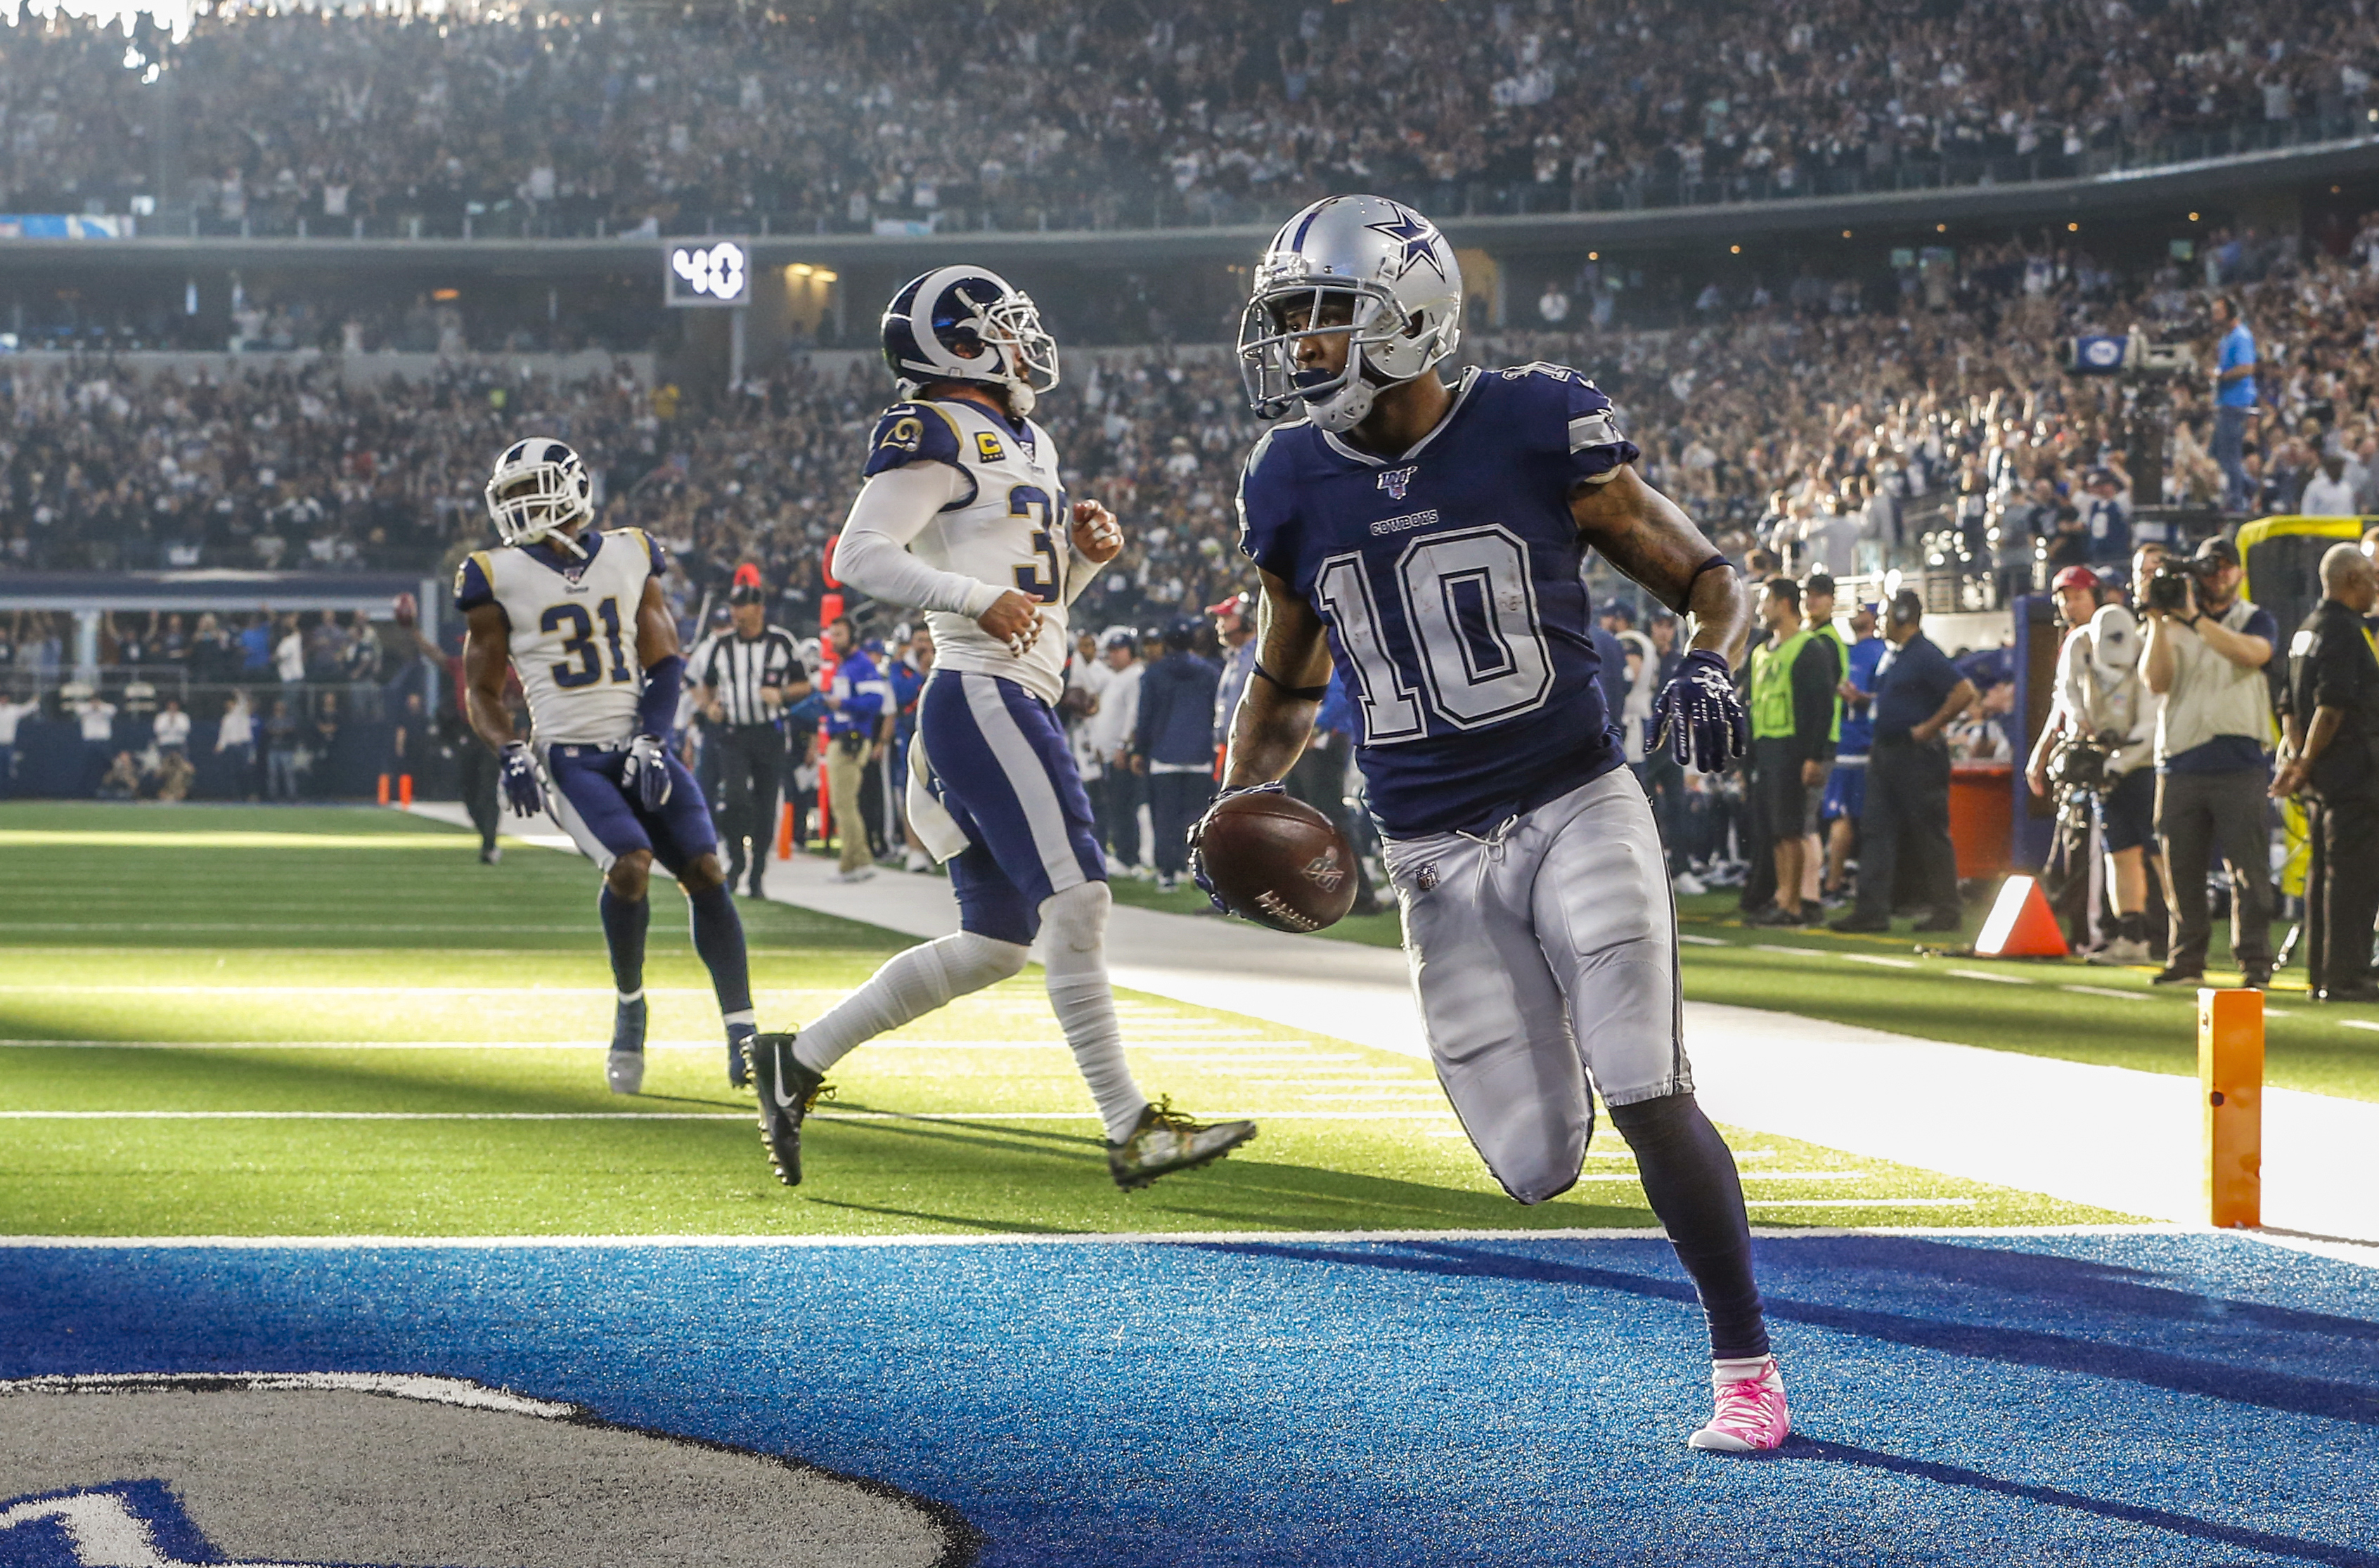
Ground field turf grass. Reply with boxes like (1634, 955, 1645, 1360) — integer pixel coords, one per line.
(1109, 867, 2379, 1103)
(11, 805, 2379, 1568)
(0, 802, 2115, 1237)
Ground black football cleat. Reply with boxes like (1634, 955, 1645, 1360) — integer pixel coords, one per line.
(751, 1031, 828, 1186)
(1107, 1099, 1257, 1191)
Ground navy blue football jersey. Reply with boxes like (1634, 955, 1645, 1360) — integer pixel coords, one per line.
(1236, 364, 1642, 836)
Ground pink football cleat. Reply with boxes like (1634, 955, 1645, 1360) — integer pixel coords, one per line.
(1689, 1356, 1791, 1451)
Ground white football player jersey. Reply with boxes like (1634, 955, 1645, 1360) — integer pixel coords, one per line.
(867, 398, 1074, 705)
(454, 527, 664, 746)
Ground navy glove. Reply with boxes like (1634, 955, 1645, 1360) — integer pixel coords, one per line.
(1650, 649, 1750, 775)
(498, 741, 544, 817)
(622, 733, 673, 811)
(1187, 780, 1286, 916)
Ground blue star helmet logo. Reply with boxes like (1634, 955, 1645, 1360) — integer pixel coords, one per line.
(1365, 205, 1448, 283)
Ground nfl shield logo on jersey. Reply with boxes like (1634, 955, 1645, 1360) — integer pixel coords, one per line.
(1377, 467, 1418, 502)
(0, 1372, 969, 1567)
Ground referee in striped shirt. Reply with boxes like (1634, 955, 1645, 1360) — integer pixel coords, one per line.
(697, 583, 808, 897)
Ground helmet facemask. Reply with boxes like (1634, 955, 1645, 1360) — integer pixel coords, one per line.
(1237, 278, 1456, 434)
(484, 445, 593, 557)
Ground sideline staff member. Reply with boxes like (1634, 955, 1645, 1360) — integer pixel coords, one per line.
(2141, 536, 2276, 988)
(1833, 591, 1973, 933)
(1744, 576, 1838, 926)
(2272, 543, 2379, 1003)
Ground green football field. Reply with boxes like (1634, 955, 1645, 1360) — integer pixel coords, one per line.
(0, 802, 2150, 1238)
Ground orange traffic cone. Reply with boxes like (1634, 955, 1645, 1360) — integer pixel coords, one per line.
(1973, 874, 2068, 958)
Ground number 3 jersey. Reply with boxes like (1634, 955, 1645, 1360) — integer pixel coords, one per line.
(860, 397, 1073, 706)
(1236, 364, 1643, 837)
(453, 528, 666, 746)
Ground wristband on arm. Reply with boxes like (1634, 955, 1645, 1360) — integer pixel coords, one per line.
(1253, 665, 1329, 702)
(1666, 555, 1735, 614)
(638, 654, 684, 741)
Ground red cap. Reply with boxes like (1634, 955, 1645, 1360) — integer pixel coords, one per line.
(1206, 591, 1253, 619)
(2052, 566, 2101, 593)
(733, 562, 763, 588)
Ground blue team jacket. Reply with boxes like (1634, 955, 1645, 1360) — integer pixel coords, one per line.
(1135, 651, 1220, 767)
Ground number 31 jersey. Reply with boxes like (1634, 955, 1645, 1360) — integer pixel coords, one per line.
(1236, 364, 1642, 837)
(861, 397, 1072, 706)
(453, 528, 665, 746)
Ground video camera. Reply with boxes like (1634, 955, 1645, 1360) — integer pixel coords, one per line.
(2063, 332, 2198, 382)
(2143, 555, 2221, 614)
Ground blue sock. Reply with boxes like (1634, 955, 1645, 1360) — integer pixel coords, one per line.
(599, 886, 649, 1002)
(687, 882, 755, 1040)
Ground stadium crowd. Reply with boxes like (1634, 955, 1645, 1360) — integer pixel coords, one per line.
(11, 203, 2379, 633)
(3, 0, 2374, 235)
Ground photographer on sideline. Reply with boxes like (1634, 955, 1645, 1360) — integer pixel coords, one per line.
(2027, 564, 2158, 962)
(2271, 544, 2379, 1004)
(2141, 537, 2276, 987)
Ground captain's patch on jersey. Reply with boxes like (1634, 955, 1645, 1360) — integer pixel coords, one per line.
(0, 1372, 969, 1567)
(974, 431, 1006, 464)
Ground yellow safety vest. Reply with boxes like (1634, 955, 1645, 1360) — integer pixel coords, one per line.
(1810, 622, 1847, 744)
(1751, 627, 1814, 740)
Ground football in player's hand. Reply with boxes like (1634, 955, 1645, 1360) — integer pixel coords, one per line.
(1194, 791, 1360, 933)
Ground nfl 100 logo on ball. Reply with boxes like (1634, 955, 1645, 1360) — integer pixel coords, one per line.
(1196, 793, 1360, 933)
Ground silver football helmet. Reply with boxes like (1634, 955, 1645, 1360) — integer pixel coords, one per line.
(484, 436, 593, 555)
(1237, 194, 1463, 433)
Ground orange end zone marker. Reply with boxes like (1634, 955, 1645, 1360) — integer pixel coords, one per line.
(2200, 987, 2263, 1229)
(398, 774, 414, 808)
(377, 775, 390, 806)
(775, 801, 795, 861)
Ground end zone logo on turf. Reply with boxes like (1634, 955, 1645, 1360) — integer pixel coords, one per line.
(0, 1372, 976, 1567)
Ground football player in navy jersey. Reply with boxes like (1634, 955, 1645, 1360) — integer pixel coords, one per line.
(1206, 195, 1787, 1451)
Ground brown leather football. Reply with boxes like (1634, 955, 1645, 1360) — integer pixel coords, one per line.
(1194, 790, 1360, 933)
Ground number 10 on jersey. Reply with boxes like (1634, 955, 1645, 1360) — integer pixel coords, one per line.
(1313, 525, 1554, 744)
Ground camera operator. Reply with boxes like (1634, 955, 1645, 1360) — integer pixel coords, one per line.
(2141, 537, 2277, 987)
(2271, 543, 2379, 1003)
(2027, 566, 2156, 962)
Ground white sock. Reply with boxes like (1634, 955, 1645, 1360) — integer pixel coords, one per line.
(1712, 1355, 1774, 1384)
(794, 931, 1028, 1074)
(1038, 881, 1148, 1143)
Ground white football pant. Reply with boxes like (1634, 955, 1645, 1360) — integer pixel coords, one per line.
(1382, 767, 1690, 1203)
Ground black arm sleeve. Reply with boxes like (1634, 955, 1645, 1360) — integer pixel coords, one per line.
(1792, 640, 1839, 766)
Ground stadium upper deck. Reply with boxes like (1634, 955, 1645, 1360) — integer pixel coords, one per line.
(4, 0, 2375, 242)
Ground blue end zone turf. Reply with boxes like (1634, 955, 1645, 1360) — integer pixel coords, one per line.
(4, 1231, 2374, 1567)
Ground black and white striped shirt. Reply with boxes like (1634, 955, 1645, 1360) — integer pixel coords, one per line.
(698, 626, 801, 727)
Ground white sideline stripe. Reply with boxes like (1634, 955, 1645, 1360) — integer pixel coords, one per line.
(1744, 1198, 1976, 1209)
(1750, 945, 1829, 959)
(0, 985, 837, 997)
(0, 1222, 2207, 1253)
(1947, 968, 2033, 985)
(1840, 954, 1920, 968)
(0, 1109, 1457, 1123)
(1675, 934, 1726, 947)
(2062, 985, 2153, 1002)
(0, 1040, 1350, 1059)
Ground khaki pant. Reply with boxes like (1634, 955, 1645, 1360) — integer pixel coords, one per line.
(825, 739, 875, 873)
